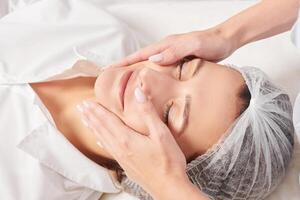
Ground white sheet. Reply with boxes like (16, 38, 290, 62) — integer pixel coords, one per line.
(1, 0, 299, 200)
(0, 0, 8, 18)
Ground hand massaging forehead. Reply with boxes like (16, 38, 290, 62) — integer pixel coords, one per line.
(120, 65, 294, 200)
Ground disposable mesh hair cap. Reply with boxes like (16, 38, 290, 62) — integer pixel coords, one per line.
(121, 65, 295, 200)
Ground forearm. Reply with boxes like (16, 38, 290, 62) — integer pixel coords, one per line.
(216, 0, 299, 49)
(151, 174, 210, 200)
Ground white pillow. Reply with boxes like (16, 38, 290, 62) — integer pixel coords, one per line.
(8, 0, 40, 13)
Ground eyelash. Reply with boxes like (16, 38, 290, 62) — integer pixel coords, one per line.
(163, 101, 173, 125)
(163, 61, 184, 125)
(178, 61, 184, 80)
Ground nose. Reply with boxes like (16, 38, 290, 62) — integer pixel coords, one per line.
(137, 67, 179, 111)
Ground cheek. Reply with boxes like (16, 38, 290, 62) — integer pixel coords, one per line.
(94, 69, 115, 97)
(122, 99, 149, 135)
(177, 126, 207, 160)
(94, 69, 121, 114)
(95, 74, 149, 136)
(176, 108, 213, 160)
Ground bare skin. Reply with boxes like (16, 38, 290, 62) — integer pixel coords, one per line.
(30, 76, 112, 163)
(30, 59, 244, 166)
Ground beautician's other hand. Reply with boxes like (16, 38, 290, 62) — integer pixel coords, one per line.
(110, 0, 299, 68)
(78, 88, 209, 200)
(110, 27, 236, 67)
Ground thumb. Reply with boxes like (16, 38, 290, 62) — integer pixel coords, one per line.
(134, 87, 168, 137)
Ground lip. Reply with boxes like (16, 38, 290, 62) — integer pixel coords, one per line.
(119, 70, 133, 110)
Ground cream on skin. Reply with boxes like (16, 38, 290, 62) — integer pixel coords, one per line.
(30, 59, 245, 164)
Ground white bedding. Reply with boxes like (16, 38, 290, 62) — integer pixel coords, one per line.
(0, 0, 299, 200)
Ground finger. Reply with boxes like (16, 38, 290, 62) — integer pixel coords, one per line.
(82, 101, 131, 139)
(153, 45, 193, 66)
(83, 104, 144, 161)
(90, 127, 126, 161)
(109, 41, 169, 68)
(108, 59, 131, 68)
(79, 112, 109, 149)
(81, 105, 131, 157)
(112, 51, 147, 67)
(87, 113, 121, 151)
(134, 87, 171, 140)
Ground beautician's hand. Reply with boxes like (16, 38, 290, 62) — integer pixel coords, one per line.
(110, 27, 236, 67)
(110, 0, 299, 68)
(78, 88, 209, 200)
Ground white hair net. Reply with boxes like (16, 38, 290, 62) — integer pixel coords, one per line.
(120, 65, 294, 200)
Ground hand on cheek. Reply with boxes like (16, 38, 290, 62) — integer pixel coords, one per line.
(76, 87, 187, 198)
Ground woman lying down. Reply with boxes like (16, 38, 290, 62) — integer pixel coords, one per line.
(1, 58, 294, 200)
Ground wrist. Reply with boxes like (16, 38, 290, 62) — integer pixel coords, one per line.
(149, 173, 188, 200)
(212, 23, 242, 54)
(151, 173, 209, 200)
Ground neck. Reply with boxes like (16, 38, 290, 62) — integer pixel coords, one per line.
(30, 77, 118, 169)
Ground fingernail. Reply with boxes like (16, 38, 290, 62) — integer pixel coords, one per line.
(134, 87, 147, 103)
(148, 53, 162, 62)
(96, 141, 103, 148)
(76, 104, 84, 113)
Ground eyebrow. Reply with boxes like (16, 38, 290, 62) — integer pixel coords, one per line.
(178, 61, 201, 134)
(179, 95, 191, 135)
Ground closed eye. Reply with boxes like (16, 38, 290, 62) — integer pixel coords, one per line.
(177, 60, 185, 80)
(163, 101, 173, 125)
(177, 58, 202, 81)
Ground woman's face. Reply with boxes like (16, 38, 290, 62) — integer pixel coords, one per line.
(94, 59, 244, 160)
